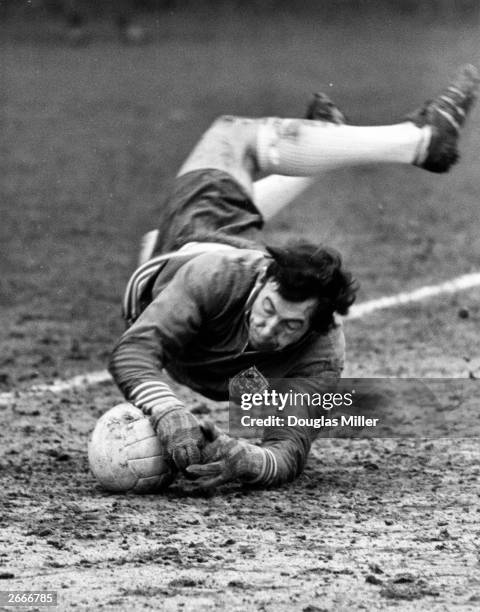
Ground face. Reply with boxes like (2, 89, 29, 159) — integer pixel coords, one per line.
(247, 280, 318, 351)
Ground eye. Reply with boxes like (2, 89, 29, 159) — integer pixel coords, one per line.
(262, 298, 275, 314)
(284, 320, 303, 332)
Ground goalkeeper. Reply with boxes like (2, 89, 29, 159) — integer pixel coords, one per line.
(109, 65, 478, 488)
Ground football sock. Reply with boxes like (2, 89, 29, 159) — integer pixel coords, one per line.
(256, 119, 432, 175)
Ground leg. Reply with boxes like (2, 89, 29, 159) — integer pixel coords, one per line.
(140, 94, 345, 264)
(177, 116, 260, 197)
(253, 175, 316, 221)
(177, 113, 424, 198)
(254, 93, 347, 221)
(178, 65, 478, 204)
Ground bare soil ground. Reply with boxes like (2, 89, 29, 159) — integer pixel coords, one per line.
(1, 7, 480, 611)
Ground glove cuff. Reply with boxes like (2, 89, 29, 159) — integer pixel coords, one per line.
(130, 380, 184, 415)
(244, 447, 278, 485)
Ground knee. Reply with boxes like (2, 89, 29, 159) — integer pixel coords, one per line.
(195, 116, 237, 145)
(207, 115, 244, 137)
(209, 115, 258, 151)
(212, 114, 239, 126)
(210, 115, 256, 133)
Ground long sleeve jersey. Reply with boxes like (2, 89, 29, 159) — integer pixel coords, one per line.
(109, 247, 345, 484)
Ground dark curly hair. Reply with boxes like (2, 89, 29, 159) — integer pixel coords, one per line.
(265, 240, 359, 334)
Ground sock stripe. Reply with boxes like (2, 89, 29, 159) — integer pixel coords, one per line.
(412, 126, 432, 165)
(439, 94, 466, 119)
(446, 86, 467, 100)
(435, 107, 460, 131)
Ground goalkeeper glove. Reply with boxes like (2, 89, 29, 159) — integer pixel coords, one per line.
(186, 422, 278, 487)
(130, 381, 205, 470)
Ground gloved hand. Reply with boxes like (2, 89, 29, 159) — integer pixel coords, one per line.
(129, 380, 206, 471)
(186, 422, 275, 488)
(151, 406, 205, 471)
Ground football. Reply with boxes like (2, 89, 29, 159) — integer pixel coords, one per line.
(88, 402, 175, 493)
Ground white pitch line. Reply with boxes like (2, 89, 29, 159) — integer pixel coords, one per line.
(29, 370, 112, 394)
(2, 270, 480, 404)
(0, 370, 112, 404)
(346, 271, 480, 319)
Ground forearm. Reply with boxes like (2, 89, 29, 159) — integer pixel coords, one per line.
(191, 430, 312, 489)
(109, 327, 205, 470)
(108, 328, 182, 412)
(111, 257, 215, 405)
(251, 358, 343, 486)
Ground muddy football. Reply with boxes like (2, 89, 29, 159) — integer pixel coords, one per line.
(88, 403, 174, 493)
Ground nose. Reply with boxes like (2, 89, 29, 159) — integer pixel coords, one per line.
(257, 318, 278, 339)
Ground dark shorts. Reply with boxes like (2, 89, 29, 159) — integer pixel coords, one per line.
(151, 169, 265, 256)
